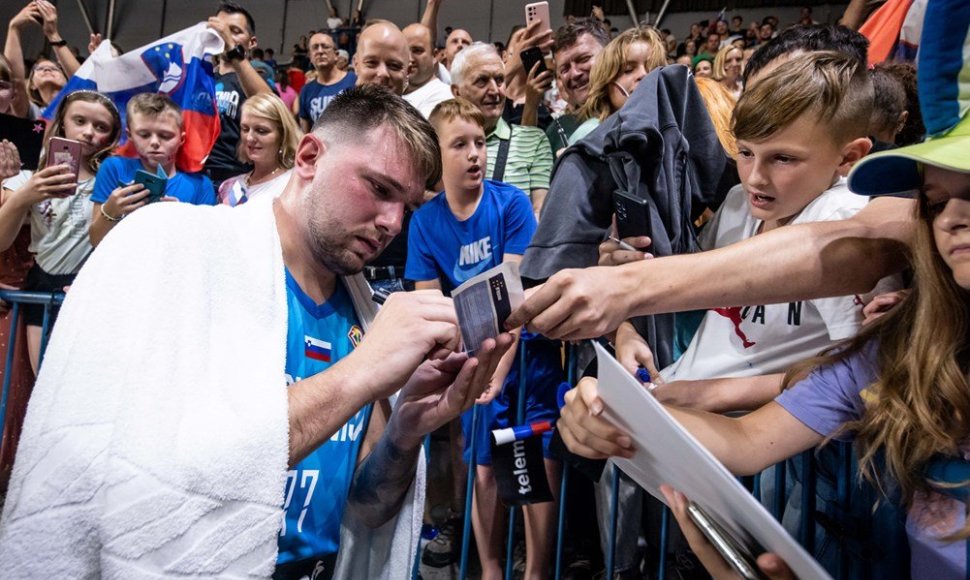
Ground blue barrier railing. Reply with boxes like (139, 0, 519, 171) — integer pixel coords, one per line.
(442, 340, 874, 580)
(0, 290, 64, 443)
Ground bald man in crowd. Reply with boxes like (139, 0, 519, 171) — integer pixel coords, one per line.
(354, 19, 410, 96)
(350, 20, 416, 296)
(402, 23, 453, 118)
(438, 28, 472, 84)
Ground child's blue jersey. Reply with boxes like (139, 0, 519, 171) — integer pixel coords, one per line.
(277, 269, 370, 565)
(405, 180, 536, 293)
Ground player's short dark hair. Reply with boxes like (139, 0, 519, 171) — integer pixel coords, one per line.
(315, 85, 442, 190)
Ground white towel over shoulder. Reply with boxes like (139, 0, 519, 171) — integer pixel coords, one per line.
(0, 196, 423, 579)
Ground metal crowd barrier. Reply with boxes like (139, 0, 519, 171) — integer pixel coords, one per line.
(0, 290, 64, 441)
(445, 340, 866, 580)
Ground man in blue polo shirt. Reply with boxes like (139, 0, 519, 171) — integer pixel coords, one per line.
(298, 31, 356, 132)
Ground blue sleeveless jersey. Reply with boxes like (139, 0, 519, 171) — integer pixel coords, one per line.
(277, 269, 371, 565)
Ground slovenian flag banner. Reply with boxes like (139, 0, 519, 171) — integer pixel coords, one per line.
(43, 23, 224, 172)
(304, 336, 332, 363)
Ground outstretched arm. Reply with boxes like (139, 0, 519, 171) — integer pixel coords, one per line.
(509, 196, 914, 340)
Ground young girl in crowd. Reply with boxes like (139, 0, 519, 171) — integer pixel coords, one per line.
(569, 26, 667, 145)
(0, 91, 121, 371)
(559, 119, 970, 578)
(218, 93, 301, 206)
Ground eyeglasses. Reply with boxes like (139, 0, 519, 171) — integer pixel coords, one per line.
(33, 65, 62, 74)
(310, 44, 335, 52)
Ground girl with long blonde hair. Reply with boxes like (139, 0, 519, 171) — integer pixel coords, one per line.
(558, 115, 970, 577)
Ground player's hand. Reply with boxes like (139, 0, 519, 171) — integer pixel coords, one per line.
(352, 290, 463, 401)
(101, 183, 149, 219)
(18, 164, 76, 205)
(557, 377, 633, 459)
(660, 485, 796, 580)
(390, 333, 514, 448)
(506, 265, 638, 340)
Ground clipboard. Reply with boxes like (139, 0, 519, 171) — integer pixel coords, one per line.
(0, 113, 46, 170)
(593, 342, 832, 579)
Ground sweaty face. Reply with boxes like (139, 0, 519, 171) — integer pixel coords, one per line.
(354, 25, 410, 95)
(62, 100, 116, 160)
(608, 41, 653, 112)
(736, 112, 847, 231)
(927, 166, 970, 289)
(438, 117, 486, 193)
(302, 127, 424, 275)
(445, 29, 473, 67)
(455, 52, 506, 130)
(127, 111, 184, 172)
(554, 33, 602, 108)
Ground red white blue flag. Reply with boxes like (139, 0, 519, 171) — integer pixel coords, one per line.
(43, 23, 224, 173)
(304, 336, 332, 363)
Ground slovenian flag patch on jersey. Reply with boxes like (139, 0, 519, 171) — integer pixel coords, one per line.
(304, 336, 332, 362)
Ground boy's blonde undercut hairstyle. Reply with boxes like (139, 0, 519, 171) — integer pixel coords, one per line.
(127, 92, 183, 128)
(733, 50, 873, 146)
(428, 98, 486, 136)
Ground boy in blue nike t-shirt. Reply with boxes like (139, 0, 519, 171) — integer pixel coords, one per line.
(405, 99, 563, 579)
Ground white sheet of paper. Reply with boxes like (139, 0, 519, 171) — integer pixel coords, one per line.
(594, 342, 832, 579)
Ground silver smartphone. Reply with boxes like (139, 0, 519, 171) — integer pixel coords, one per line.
(686, 502, 766, 580)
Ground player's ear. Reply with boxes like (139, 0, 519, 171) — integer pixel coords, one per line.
(294, 133, 326, 180)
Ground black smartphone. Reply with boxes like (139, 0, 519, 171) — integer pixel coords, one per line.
(520, 46, 548, 76)
(613, 190, 652, 240)
(134, 170, 168, 204)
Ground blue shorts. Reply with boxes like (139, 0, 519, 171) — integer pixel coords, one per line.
(461, 332, 564, 466)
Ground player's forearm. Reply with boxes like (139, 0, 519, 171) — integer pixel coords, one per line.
(346, 414, 421, 528)
(629, 218, 909, 316)
(288, 355, 376, 467)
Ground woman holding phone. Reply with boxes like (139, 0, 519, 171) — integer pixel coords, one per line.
(218, 93, 302, 207)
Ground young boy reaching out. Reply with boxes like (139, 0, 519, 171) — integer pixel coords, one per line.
(89, 93, 216, 246)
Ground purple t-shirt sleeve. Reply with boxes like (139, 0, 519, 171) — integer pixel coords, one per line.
(775, 345, 879, 441)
